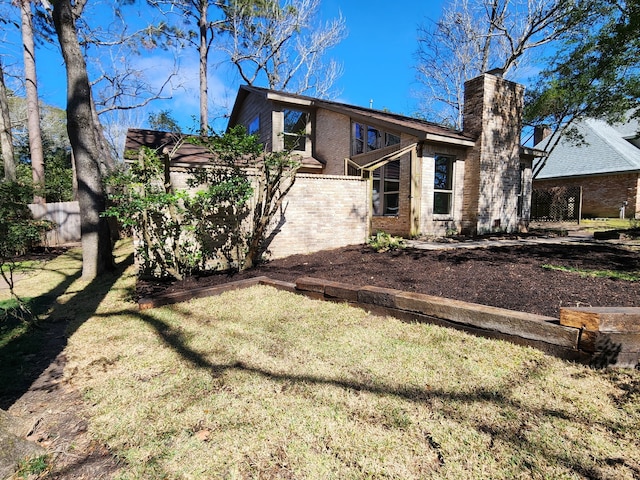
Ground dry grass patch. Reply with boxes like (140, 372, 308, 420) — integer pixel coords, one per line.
(60, 259, 640, 480)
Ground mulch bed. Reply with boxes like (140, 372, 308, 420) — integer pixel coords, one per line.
(137, 242, 640, 319)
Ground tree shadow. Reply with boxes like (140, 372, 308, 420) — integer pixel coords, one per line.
(0, 248, 133, 409)
(129, 305, 639, 478)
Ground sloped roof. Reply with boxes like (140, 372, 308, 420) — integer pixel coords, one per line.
(124, 129, 214, 165)
(124, 128, 323, 170)
(229, 85, 476, 147)
(534, 118, 640, 179)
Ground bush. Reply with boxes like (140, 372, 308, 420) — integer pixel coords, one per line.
(367, 231, 405, 252)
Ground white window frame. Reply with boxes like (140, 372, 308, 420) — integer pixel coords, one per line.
(433, 155, 455, 216)
(372, 160, 401, 216)
(282, 109, 310, 153)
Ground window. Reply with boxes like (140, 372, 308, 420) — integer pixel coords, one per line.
(434, 155, 454, 215)
(368, 126, 381, 151)
(283, 109, 309, 151)
(372, 160, 400, 216)
(352, 122, 400, 155)
(385, 132, 400, 147)
(248, 115, 260, 135)
(517, 163, 525, 216)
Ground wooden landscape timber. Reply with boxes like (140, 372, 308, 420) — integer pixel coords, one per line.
(139, 276, 640, 368)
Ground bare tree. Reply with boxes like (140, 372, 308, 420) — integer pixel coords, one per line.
(0, 61, 16, 181)
(18, 0, 45, 203)
(222, 0, 346, 97)
(415, 0, 579, 128)
(146, 0, 226, 134)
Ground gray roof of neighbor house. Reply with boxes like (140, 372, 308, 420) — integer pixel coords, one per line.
(229, 85, 477, 147)
(534, 117, 640, 179)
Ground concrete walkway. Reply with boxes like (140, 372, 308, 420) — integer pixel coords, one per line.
(405, 231, 607, 251)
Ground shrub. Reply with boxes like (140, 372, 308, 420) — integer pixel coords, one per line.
(367, 231, 405, 252)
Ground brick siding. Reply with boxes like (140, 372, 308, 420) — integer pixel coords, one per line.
(266, 174, 370, 257)
(534, 173, 640, 218)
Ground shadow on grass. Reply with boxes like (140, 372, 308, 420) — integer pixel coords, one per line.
(0, 249, 133, 409)
(122, 305, 640, 479)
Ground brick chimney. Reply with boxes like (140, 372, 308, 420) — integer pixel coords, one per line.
(461, 73, 525, 235)
(533, 125, 551, 145)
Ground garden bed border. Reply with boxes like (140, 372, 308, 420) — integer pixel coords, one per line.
(139, 276, 639, 368)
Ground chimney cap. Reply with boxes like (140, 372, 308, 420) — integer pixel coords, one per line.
(486, 67, 504, 77)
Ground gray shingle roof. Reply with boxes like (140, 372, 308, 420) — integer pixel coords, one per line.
(535, 118, 640, 179)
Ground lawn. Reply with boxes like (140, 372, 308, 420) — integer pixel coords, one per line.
(3, 243, 640, 479)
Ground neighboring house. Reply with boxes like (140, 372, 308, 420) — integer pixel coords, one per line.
(533, 117, 640, 219)
(228, 72, 538, 237)
(125, 72, 537, 260)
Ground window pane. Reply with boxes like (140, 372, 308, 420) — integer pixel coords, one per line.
(385, 160, 400, 179)
(434, 192, 452, 215)
(384, 179, 399, 193)
(384, 193, 399, 215)
(284, 133, 306, 151)
(372, 179, 381, 215)
(434, 156, 452, 190)
(248, 116, 260, 135)
(283, 109, 308, 151)
(386, 132, 400, 146)
(284, 109, 308, 133)
(368, 126, 381, 151)
(353, 123, 364, 155)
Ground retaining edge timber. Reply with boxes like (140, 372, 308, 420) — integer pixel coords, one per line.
(138, 276, 271, 310)
(137, 274, 637, 367)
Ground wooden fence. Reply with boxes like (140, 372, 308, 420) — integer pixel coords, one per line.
(28, 201, 81, 246)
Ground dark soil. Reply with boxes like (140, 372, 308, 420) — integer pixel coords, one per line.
(138, 241, 640, 319)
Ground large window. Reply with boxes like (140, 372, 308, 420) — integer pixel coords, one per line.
(434, 155, 454, 215)
(372, 160, 400, 216)
(352, 122, 400, 155)
(283, 109, 309, 151)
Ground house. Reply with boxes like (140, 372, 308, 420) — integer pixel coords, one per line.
(228, 72, 538, 238)
(124, 72, 537, 260)
(533, 117, 640, 219)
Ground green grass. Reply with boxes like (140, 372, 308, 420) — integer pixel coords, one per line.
(0, 259, 42, 273)
(542, 263, 640, 281)
(580, 218, 640, 231)
(14, 454, 51, 478)
(4, 242, 640, 479)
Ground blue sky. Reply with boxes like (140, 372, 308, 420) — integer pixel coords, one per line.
(1, 0, 445, 132)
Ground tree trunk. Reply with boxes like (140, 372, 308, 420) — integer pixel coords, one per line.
(0, 62, 16, 181)
(20, 0, 45, 204)
(199, 0, 209, 134)
(52, 0, 115, 279)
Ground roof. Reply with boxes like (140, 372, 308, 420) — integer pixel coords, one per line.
(229, 85, 476, 147)
(124, 129, 214, 165)
(534, 118, 640, 179)
(124, 128, 323, 170)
